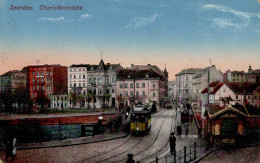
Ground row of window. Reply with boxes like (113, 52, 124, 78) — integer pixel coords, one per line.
(32, 78, 51, 83)
(32, 71, 52, 76)
(32, 85, 52, 91)
(69, 75, 86, 79)
(119, 83, 156, 89)
(69, 68, 86, 72)
(119, 91, 156, 97)
(70, 83, 86, 88)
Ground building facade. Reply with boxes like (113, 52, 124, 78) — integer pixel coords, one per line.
(192, 65, 223, 105)
(86, 60, 123, 109)
(175, 68, 204, 104)
(67, 64, 89, 108)
(28, 65, 68, 106)
(168, 80, 176, 103)
(117, 64, 168, 108)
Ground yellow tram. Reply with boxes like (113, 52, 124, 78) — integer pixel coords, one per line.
(130, 105, 152, 135)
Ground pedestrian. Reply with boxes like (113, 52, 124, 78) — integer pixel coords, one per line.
(177, 126, 182, 137)
(126, 154, 135, 163)
(169, 132, 176, 154)
(198, 127, 202, 138)
(185, 124, 189, 136)
(5, 139, 13, 161)
(12, 137, 17, 158)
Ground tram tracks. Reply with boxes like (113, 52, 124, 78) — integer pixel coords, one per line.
(76, 110, 172, 163)
(139, 110, 176, 162)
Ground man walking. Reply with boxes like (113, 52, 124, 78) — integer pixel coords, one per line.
(169, 132, 176, 154)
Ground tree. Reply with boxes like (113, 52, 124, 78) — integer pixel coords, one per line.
(70, 91, 78, 108)
(77, 94, 85, 108)
(104, 93, 112, 109)
(35, 92, 50, 113)
(87, 93, 93, 109)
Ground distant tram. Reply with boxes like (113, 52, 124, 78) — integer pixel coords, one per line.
(130, 105, 152, 135)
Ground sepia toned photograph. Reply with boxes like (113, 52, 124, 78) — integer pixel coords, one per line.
(0, 0, 260, 162)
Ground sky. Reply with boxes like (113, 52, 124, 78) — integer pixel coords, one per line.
(0, 0, 260, 80)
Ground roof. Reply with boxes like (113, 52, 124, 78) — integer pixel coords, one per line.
(117, 69, 164, 80)
(201, 82, 223, 94)
(226, 82, 258, 94)
(1, 70, 19, 76)
(87, 60, 122, 71)
(69, 64, 90, 68)
(175, 68, 204, 76)
(207, 104, 250, 119)
(127, 64, 166, 78)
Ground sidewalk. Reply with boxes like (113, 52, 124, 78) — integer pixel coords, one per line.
(0, 129, 129, 151)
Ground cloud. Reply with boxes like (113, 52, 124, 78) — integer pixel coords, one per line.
(125, 14, 160, 28)
(202, 4, 260, 20)
(212, 18, 246, 29)
(202, 4, 260, 30)
(38, 17, 64, 22)
(77, 13, 92, 21)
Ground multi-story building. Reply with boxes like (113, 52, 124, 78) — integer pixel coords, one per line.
(86, 59, 123, 109)
(28, 64, 67, 106)
(193, 65, 223, 105)
(223, 66, 260, 84)
(66, 64, 89, 108)
(223, 70, 247, 83)
(175, 68, 204, 104)
(168, 80, 176, 103)
(248, 65, 260, 84)
(0, 71, 14, 94)
(117, 64, 168, 108)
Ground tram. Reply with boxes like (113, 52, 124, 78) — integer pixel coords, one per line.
(130, 104, 152, 135)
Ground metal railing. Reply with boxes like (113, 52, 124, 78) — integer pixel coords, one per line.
(151, 142, 196, 163)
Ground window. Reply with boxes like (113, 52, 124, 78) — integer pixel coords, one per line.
(74, 69, 76, 72)
(98, 78, 102, 84)
(41, 78, 44, 83)
(186, 76, 188, 81)
(130, 83, 133, 88)
(79, 69, 81, 71)
(37, 79, 39, 83)
(32, 72, 35, 76)
(33, 86, 35, 90)
(99, 89, 102, 94)
(136, 91, 139, 97)
(125, 92, 128, 96)
(32, 78, 35, 83)
(83, 83, 85, 87)
(74, 75, 76, 79)
(112, 89, 114, 93)
(142, 83, 145, 88)
(37, 71, 39, 75)
(153, 93, 156, 97)
(130, 91, 133, 96)
(41, 71, 44, 76)
(79, 83, 81, 87)
(120, 92, 123, 97)
(136, 83, 139, 88)
(142, 91, 145, 96)
(79, 75, 81, 79)
(107, 89, 109, 94)
(89, 78, 92, 84)
(70, 83, 72, 88)
(236, 95, 238, 99)
(74, 83, 76, 87)
(83, 75, 85, 79)
(120, 83, 123, 88)
(50, 72, 52, 76)
(93, 78, 96, 83)
(70, 75, 72, 79)
(37, 85, 39, 90)
(42, 86, 44, 91)
(46, 72, 49, 75)
(107, 78, 109, 84)
(124, 83, 128, 88)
